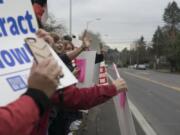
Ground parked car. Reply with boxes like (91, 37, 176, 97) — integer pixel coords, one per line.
(137, 64, 146, 70)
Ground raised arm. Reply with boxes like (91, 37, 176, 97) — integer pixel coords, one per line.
(66, 30, 91, 60)
(52, 79, 127, 110)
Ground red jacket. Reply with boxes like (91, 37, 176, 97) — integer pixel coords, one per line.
(33, 3, 45, 20)
(0, 96, 40, 135)
(0, 84, 117, 135)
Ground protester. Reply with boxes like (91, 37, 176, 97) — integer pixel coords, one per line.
(51, 34, 85, 134)
(34, 29, 128, 135)
(63, 35, 75, 52)
(0, 58, 61, 135)
(63, 33, 105, 64)
(48, 32, 88, 135)
(38, 30, 89, 72)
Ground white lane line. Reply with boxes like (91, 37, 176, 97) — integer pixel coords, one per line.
(128, 99, 157, 135)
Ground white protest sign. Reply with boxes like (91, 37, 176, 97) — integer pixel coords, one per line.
(49, 46, 77, 89)
(93, 63, 100, 84)
(76, 51, 96, 88)
(112, 64, 136, 135)
(0, 0, 77, 106)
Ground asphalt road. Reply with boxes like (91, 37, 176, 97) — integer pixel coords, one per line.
(78, 100, 121, 135)
(119, 68, 180, 135)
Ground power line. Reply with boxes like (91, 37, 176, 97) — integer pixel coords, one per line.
(105, 40, 152, 44)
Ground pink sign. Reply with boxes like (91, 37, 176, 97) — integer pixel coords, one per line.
(75, 59, 86, 82)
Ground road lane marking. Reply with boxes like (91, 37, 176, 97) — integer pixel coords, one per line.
(138, 72, 150, 75)
(123, 71, 180, 92)
(129, 99, 157, 135)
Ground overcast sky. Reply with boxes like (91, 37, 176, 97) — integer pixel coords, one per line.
(48, 0, 180, 50)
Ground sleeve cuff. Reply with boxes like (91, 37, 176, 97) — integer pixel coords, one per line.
(24, 88, 51, 116)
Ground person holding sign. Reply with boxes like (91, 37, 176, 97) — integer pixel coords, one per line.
(34, 29, 128, 135)
(0, 58, 62, 135)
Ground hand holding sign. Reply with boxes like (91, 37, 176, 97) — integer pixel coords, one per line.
(107, 73, 127, 93)
(36, 29, 54, 45)
(25, 35, 78, 89)
(113, 79, 128, 93)
(81, 30, 92, 50)
(25, 37, 53, 63)
(28, 58, 61, 97)
(112, 63, 127, 108)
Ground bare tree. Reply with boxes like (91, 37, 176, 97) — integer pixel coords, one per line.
(43, 14, 66, 36)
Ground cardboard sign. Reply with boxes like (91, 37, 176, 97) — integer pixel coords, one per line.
(0, 0, 77, 106)
(76, 51, 96, 88)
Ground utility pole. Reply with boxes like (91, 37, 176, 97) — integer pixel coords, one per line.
(69, 0, 72, 36)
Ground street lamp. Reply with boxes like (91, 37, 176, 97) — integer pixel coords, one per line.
(86, 18, 101, 30)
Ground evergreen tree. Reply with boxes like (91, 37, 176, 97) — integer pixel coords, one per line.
(135, 36, 146, 64)
(163, 1, 180, 39)
(163, 1, 180, 71)
(152, 26, 165, 58)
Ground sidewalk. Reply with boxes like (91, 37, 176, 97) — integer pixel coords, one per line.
(78, 100, 121, 135)
(76, 99, 145, 135)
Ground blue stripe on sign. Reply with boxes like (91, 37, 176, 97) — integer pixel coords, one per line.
(0, 0, 3, 4)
